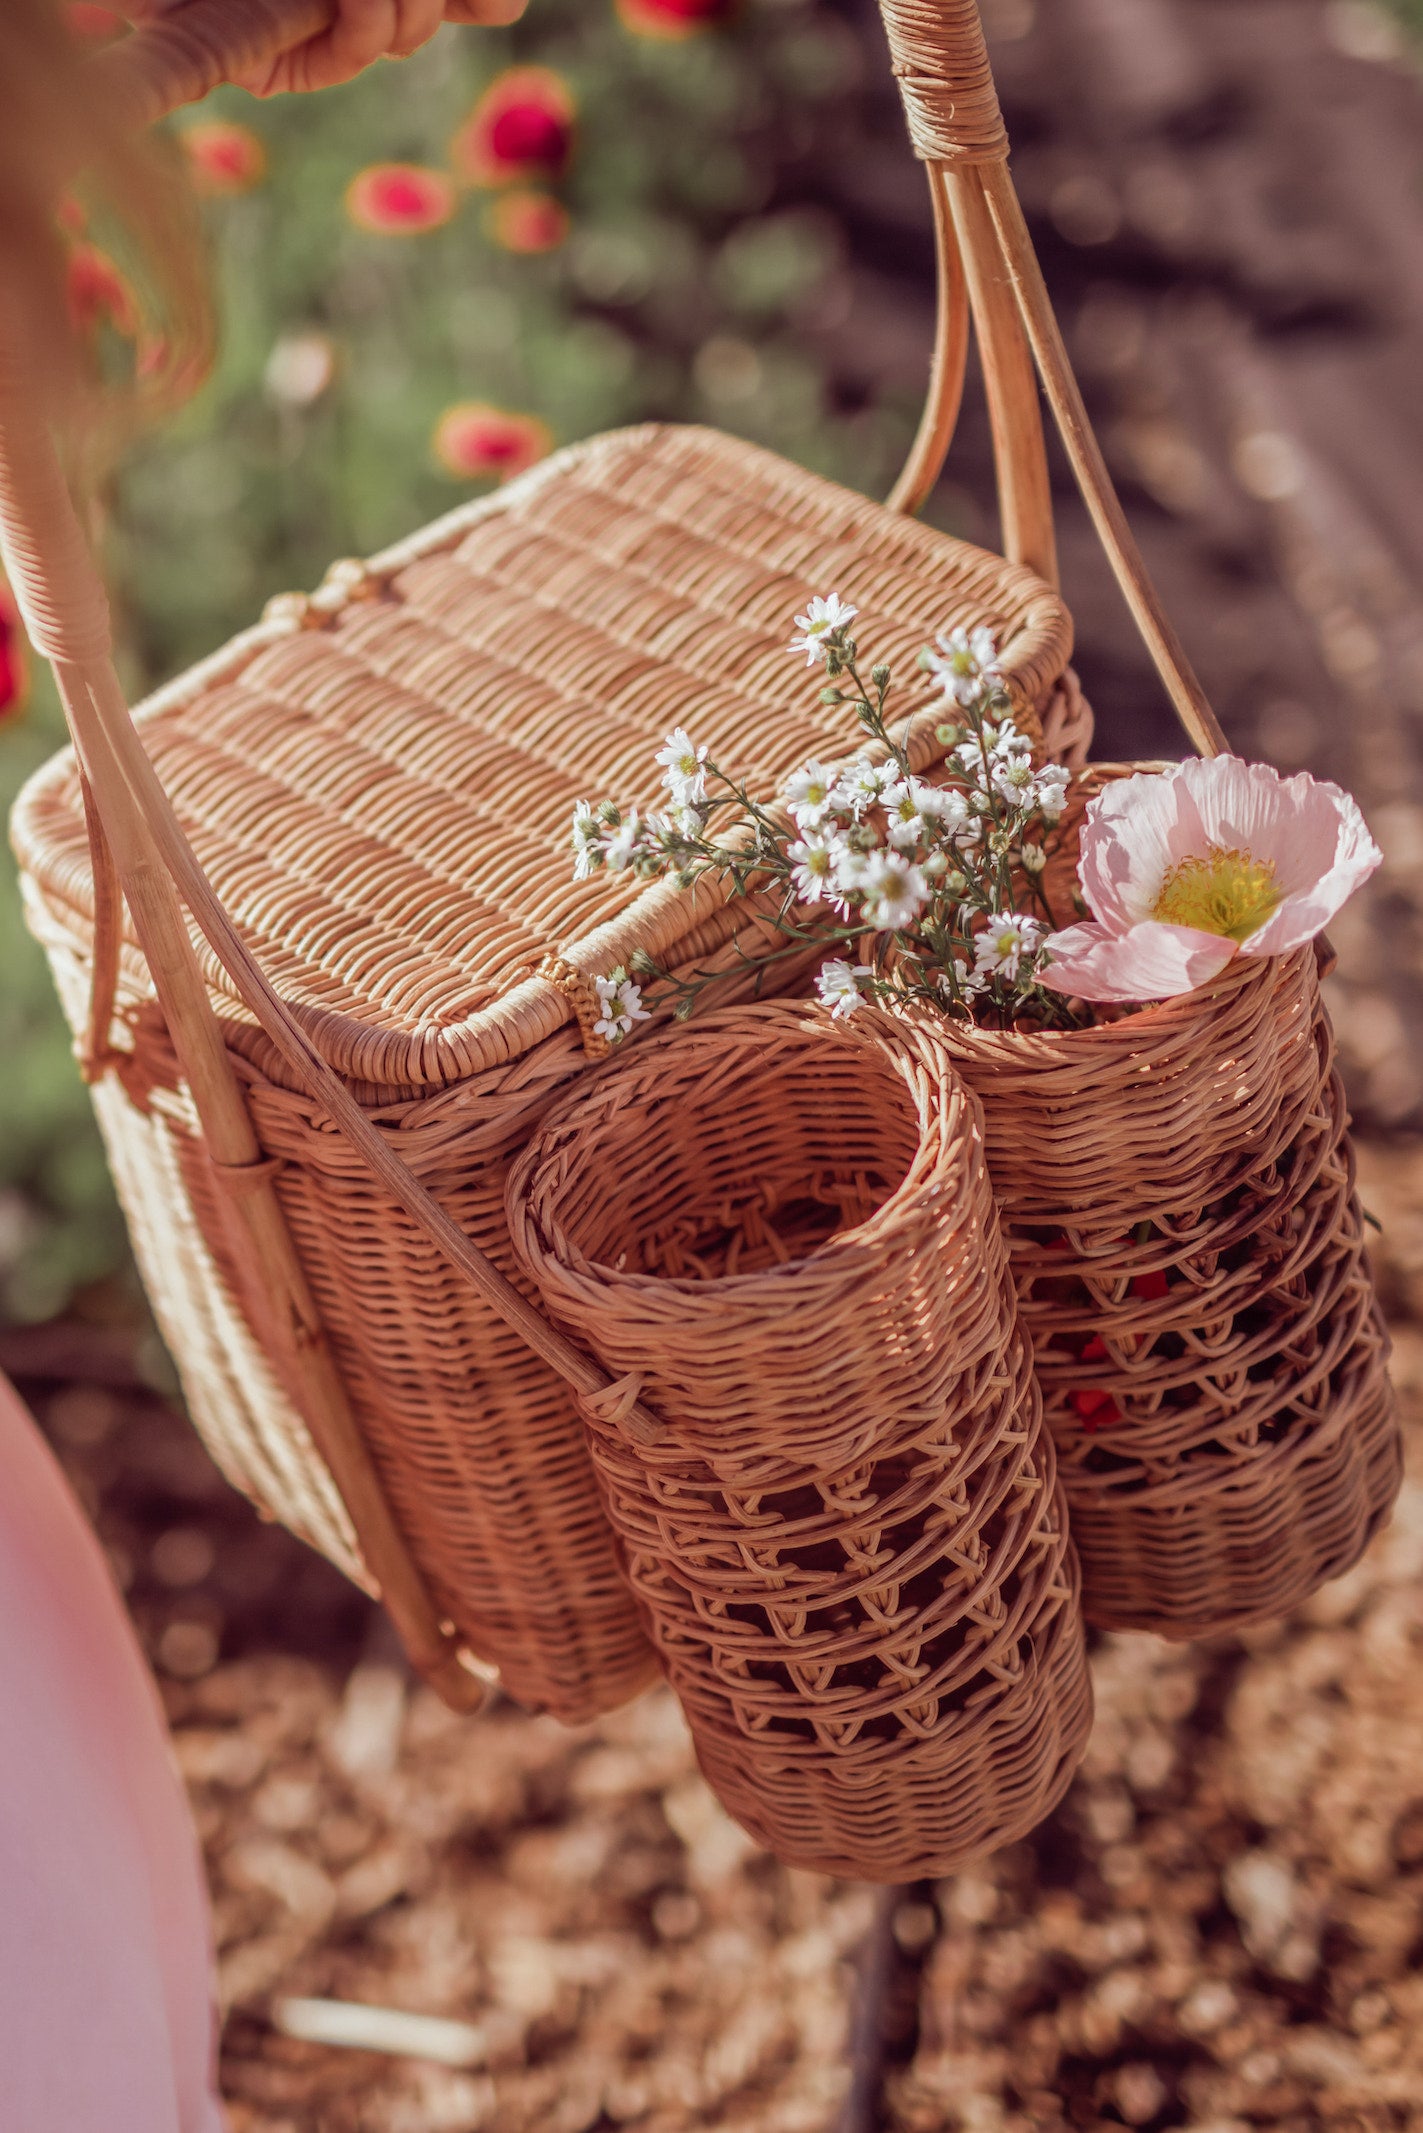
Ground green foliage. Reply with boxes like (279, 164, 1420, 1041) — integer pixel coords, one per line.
(4, 0, 920, 1320)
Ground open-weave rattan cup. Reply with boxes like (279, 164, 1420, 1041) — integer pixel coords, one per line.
(935, 879, 1400, 1640)
(506, 1003, 1092, 1880)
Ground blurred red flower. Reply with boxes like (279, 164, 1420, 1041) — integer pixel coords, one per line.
(616, 0, 736, 38)
(453, 69, 575, 188)
(346, 164, 455, 235)
(487, 189, 570, 255)
(434, 404, 553, 482)
(181, 120, 267, 197)
(0, 581, 30, 724)
(66, 244, 138, 339)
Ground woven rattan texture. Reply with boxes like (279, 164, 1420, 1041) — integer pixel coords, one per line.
(939, 944, 1401, 1640)
(11, 423, 1077, 1717)
(877, 0, 1009, 165)
(507, 1005, 1092, 1879)
(14, 424, 1072, 1094)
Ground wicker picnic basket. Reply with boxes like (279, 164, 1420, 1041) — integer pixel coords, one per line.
(1, 0, 1369, 1713)
(506, 1003, 1091, 1878)
(933, 771, 1401, 1638)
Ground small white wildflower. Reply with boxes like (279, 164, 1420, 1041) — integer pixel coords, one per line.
(788, 593, 857, 666)
(880, 780, 931, 851)
(831, 844, 872, 915)
(1019, 841, 1048, 874)
(839, 755, 898, 817)
(571, 800, 603, 881)
(988, 716, 1031, 760)
(991, 755, 1038, 806)
(655, 727, 709, 806)
(816, 958, 868, 1019)
(592, 972, 653, 1044)
(925, 624, 1002, 707)
(787, 833, 841, 905)
(1034, 763, 1071, 821)
(784, 759, 846, 827)
(972, 913, 1045, 982)
(602, 813, 643, 871)
(860, 851, 929, 932)
(949, 957, 986, 1001)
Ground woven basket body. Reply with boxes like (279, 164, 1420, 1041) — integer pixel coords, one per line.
(12, 424, 1077, 1718)
(506, 1004, 1092, 1879)
(938, 842, 1400, 1639)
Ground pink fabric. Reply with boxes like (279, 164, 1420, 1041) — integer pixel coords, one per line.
(0, 1371, 226, 2133)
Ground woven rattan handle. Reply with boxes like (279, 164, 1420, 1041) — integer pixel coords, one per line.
(877, 0, 1226, 755)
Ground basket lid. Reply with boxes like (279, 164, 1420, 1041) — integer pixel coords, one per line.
(13, 424, 1071, 1091)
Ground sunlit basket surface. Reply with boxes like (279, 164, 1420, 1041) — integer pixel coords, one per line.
(12, 423, 1076, 1718)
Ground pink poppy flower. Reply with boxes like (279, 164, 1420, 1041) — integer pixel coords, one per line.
(181, 120, 267, 197)
(1041, 757, 1381, 1004)
(616, 0, 736, 38)
(453, 69, 575, 188)
(346, 164, 455, 236)
(433, 403, 553, 482)
(487, 188, 570, 255)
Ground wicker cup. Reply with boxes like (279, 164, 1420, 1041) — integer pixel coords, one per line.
(506, 1003, 1092, 1880)
(936, 872, 1401, 1639)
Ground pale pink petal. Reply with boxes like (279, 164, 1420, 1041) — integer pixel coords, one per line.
(1173, 756, 1375, 900)
(1243, 784, 1382, 953)
(1076, 765, 1210, 929)
(1041, 918, 1239, 1001)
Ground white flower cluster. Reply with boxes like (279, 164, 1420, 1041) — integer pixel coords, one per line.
(572, 592, 1076, 1039)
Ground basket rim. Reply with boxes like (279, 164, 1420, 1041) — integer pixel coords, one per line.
(12, 423, 1074, 1091)
(508, 1000, 982, 1301)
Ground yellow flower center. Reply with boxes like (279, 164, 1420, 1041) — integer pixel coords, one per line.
(1152, 844, 1282, 942)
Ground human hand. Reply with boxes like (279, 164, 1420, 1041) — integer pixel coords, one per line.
(119, 0, 525, 98)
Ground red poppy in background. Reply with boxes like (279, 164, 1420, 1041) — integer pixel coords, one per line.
(616, 0, 735, 36)
(453, 69, 575, 188)
(66, 3, 124, 40)
(346, 164, 456, 235)
(0, 581, 30, 725)
(66, 244, 138, 338)
(181, 120, 267, 197)
(434, 404, 553, 483)
(487, 189, 570, 255)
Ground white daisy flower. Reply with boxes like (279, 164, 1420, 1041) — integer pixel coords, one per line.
(784, 759, 846, 827)
(787, 833, 841, 905)
(839, 755, 897, 817)
(816, 958, 868, 1018)
(880, 781, 932, 851)
(860, 852, 929, 932)
(602, 814, 643, 872)
(593, 973, 652, 1044)
(917, 783, 972, 838)
(655, 727, 709, 806)
(972, 913, 1045, 982)
(948, 957, 986, 1000)
(571, 801, 603, 881)
(991, 755, 1037, 806)
(788, 593, 858, 666)
(925, 624, 1002, 707)
(1033, 763, 1071, 822)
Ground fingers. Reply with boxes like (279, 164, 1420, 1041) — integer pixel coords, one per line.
(443, 0, 530, 21)
(389, 0, 447, 56)
(230, 0, 456, 95)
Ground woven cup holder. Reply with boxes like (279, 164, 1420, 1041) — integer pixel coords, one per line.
(939, 913, 1401, 1640)
(506, 1002, 1092, 1881)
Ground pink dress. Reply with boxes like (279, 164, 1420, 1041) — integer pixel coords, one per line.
(0, 1371, 226, 2132)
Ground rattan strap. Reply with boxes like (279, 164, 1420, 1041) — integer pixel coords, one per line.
(878, 0, 1008, 164)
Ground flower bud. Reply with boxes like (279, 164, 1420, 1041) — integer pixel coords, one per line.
(1019, 843, 1047, 874)
(820, 687, 844, 705)
(870, 664, 891, 688)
